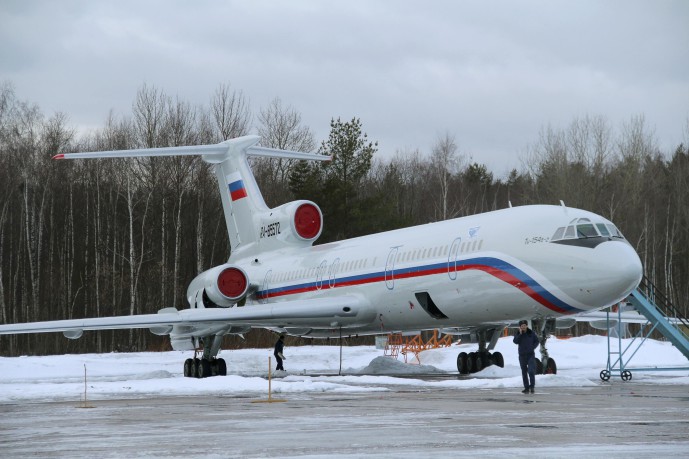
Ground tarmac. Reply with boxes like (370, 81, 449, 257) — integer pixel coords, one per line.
(2, 380, 688, 458)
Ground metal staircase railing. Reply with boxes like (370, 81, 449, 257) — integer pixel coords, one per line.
(631, 276, 689, 356)
(600, 275, 689, 381)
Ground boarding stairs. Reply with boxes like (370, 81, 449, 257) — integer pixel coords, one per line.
(600, 275, 689, 381)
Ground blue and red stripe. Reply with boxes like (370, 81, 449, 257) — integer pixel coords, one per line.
(255, 256, 582, 314)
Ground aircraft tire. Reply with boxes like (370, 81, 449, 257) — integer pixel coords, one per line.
(183, 358, 194, 377)
(217, 358, 227, 376)
(468, 352, 478, 373)
(193, 358, 202, 378)
(535, 357, 543, 374)
(475, 353, 486, 372)
(457, 352, 469, 374)
(492, 351, 504, 368)
(198, 359, 212, 378)
(544, 358, 557, 375)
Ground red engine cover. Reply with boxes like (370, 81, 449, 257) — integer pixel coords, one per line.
(217, 267, 248, 300)
(294, 203, 322, 240)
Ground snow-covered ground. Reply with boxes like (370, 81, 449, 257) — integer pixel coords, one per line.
(1, 335, 688, 403)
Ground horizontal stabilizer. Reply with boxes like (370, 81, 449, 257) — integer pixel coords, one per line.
(53, 135, 331, 163)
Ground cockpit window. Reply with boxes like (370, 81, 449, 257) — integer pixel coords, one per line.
(577, 224, 598, 238)
(606, 224, 624, 238)
(551, 227, 565, 240)
(596, 223, 610, 237)
(551, 218, 626, 242)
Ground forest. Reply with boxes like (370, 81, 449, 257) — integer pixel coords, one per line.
(1, 80, 687, 356)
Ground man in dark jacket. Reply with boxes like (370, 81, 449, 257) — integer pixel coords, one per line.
(513, 319, 540, 393)
(274, 333, 286, 371)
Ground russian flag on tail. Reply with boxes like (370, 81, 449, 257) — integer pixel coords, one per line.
(226, 172, 247, 201)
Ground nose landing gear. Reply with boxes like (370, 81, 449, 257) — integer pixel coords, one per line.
(533, 318, 558, 375)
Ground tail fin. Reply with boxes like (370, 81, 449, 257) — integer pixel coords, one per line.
(55, 135, 330, 259)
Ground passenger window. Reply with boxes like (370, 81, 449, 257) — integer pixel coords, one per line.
(564, 226, 576, 239)
(596, 224, 610, 237)
(551, 227, 565, 241)
(577, 224, 599, 238)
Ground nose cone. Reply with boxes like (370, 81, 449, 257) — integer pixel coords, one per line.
(588, 241, 642, 307)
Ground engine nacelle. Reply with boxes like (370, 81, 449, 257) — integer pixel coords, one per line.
(187, 264, 250, 308)
(258, 200, 323, 246)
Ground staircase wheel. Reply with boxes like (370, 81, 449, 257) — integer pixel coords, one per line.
(621, 370, 633, 381)
(600, 370, 611, 381)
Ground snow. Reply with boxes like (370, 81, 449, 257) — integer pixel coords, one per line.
(1, 335, 688, 403)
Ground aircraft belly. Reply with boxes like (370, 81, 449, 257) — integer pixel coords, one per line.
(386, 270, 558, 327)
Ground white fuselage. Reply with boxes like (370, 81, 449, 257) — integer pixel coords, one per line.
(229, 205, 642, 337)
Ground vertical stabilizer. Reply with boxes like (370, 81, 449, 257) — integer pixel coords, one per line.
(202, 136, 330, 259)
(212, 136, 269, 256)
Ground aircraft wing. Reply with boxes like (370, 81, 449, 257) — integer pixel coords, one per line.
(0, 296, 371, 336)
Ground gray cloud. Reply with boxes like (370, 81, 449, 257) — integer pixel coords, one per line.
(1, 0, 687, 176)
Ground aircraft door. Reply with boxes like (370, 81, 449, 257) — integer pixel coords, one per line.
(385, 247, 399, 290)
(448, 237, 461, 280)
(316, 260, 327, 290)
(260, 270, 273, 303)
(328, 258, 340, 288)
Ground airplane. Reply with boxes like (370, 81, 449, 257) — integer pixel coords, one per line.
(0, 135, 643, 377)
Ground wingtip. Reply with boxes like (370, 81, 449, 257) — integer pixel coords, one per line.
(52, 154, 65, 160)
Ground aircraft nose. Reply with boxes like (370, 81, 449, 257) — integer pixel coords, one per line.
(590, 241, 643, 305)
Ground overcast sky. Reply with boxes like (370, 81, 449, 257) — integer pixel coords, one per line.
(1, 0, 688, 176)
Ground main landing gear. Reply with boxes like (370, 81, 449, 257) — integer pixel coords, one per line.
(183, 335, 228, 378)
(455, 320, 560, 376)
(183, 354, 227, 378)
(456, 328, 505, 375)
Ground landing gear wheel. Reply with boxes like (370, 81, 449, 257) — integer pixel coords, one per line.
(468, 352, 478, 373)
(543, 357, 557, 375)
(457, 352, 469, 375)
(600, 370, 611, 381)
(217, 358, 227, 376)
(193, 358, 201, 378)
(183, 358, 194, 377)
(621, 370, 632, 381)
(474, 353, 485, 372)
(535, 358, 543, 374)
(198, 359, 212, 378)
(475, 352, 483, 372)
(492, 351, 504, 368)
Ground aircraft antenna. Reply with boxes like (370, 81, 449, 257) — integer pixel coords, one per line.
(559, 200, 568, 215)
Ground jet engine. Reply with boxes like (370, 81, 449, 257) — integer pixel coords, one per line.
(187, 264, 250, 308)
(258, 200, 323, 246)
